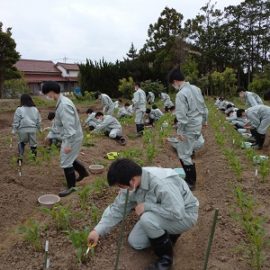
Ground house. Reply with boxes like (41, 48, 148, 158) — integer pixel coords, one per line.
(15, 59, 79, 94)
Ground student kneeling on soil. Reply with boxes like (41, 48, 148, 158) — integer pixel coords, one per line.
(95, 92, 115, 115)
(145, 105, 164, 126)
(84, 108, 98, 131)
(243, 105, 270, 150)
(12, 94, 41, 163)
(93, 112, 126, 145)
(87, 158, 199, 270)
(42, 81, 89, 197)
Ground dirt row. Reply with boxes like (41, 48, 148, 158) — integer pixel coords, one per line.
(0, 101, 269, 269)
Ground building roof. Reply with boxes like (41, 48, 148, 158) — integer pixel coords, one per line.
(56, 62, 80, 71)
(15, 59, 61, 73)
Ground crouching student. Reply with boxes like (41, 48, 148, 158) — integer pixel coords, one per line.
(84, 108, 98, 131)
(244, 105, 270, 149)
(147, 91, 155, 104)
(42, 81, 89, 197)
(160, 92, 175, 112)
(95, 92, 115, 115)
(87, 159, 199, 270)
(12, 94, 41, 163)
(93, 112, 126, 145)
(118, 102, 133, 118)
(230, 109, 249, 134)
(145, 105, 164, 126)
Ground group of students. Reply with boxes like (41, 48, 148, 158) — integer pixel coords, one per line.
(11, 66, 210, 270)
(215, 87, 270, 150)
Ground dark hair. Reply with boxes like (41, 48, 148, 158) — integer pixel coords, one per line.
(169, 106, 175, 111)
(134, 82, 141, 87)
(167, 66, 185, 83)
(146, 108, 151, 114)
(86, 108, 94, 114)
(263, 90, 270, 101)
(42, 81, 60, 94)
(124, 102, 130, 107)
(237, 87, 246, 93)
(95, 111, 103, 118)
(47, 112, 55, 120)
(152, 104, 157, 109)
(107, 158, 142, 186)
(94, 91, 101, 99)
(118, 99, 122, 103)
(20, 94, 36, 107)
(226, 104, 233, 109)
(236, 109, 245, 118)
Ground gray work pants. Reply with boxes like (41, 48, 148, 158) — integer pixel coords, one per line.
(128, 210, 198, 250)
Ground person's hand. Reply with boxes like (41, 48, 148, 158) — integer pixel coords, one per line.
(177, 134, 186, 141)
(135, 203, 144, 216)
(64, 146, 72, 154)
(87, 230, 99, 246)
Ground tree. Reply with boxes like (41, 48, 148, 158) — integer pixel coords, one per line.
(0, 22, 20, 98)
(126, 43, 138, 60)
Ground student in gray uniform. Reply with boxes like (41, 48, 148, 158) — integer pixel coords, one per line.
(45, 112, 62, 147)
(84, 108, 98, 131)
(93, 112, 126, 145)
(87, 159, 199, 270)
(42, 81, 89, 197)
(145, 104, 164, 126)
(168, 67, 206, 190)
(237, 87, 263, 107)
(160, 92, 175, 112)
(118, 102, 133, 118)
(244, 105, 270, 149)
(132, 82, 146, 135)
(95, 92, 114, 115)
(12, 94, 41, 163)
(147, 91, 155, 104)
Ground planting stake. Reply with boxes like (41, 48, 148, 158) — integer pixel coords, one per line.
(18, 160, 22, 177)
(203, 208, 219, 270)
(44, 240, 49, 270)
(10, 137, 13, 148)
(114, 189, 129, 270)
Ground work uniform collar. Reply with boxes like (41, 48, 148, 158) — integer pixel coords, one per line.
(139, 168, 150, 191)
(178, 81, 189, 91)
(56, 94, 63, 109)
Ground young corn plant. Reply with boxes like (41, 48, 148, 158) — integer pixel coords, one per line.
(78, 185, 92, 209)
(258, 160, 270, 183)
(90, 203, 102, 225)
(233, 186, 268, 270)
(18, 219, 42, 251)
(68, 228, 90, 264)
(91, 176, 108, 194)
(223, 149, 242, 180)
(42, 205, 72, 231)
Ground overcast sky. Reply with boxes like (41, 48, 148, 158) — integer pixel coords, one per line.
(1, 0, 243, 63)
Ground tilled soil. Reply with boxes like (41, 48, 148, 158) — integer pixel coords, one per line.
(0, 102, 269, 270)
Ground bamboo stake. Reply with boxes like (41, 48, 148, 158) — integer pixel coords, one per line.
(203, 208, 219, 270)
(114, 189, 129, 270)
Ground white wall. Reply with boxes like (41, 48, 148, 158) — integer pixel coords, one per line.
(56, 65, 79, 78)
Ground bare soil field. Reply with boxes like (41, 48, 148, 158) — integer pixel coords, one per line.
(0, 99, 269, 270)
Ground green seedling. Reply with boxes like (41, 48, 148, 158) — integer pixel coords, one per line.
(233, 186, 267, 270)
(90, 203, 102, 225)
(42, 205, 72, 231)
(68, 228, 90, 264)
(18, 219, 42, 251)
(258, 160, 270, 183)
(78, 185, 92, 209)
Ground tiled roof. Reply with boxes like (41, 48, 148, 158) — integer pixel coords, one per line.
(56, 62, 79, 71)
(15, 59, 61, 73)
(25, 75, 78, 83)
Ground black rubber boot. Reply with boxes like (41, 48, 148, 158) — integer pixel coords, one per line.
(255, 133, 265, 150)
(59, 167, 76, 197)
(116, 136, 126, 145)
(169, 234, 181, 245)
(104, 130, 110, 136)
(17, 142, 25, 164)
(146, 232, 173, 270)
(30, 146, 37, 159)
(136, 124, 143, 137)
(181, 161, 196, 190)
(73, 160, 89, 182)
